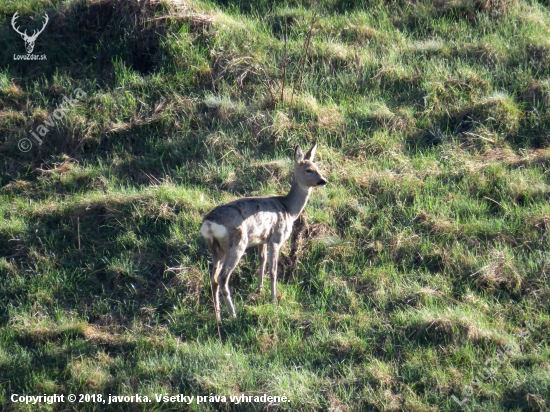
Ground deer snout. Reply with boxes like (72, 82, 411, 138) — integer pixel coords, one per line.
(317, 178, 327, 186)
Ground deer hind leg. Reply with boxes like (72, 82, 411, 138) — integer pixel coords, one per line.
(211, 259, 223, 322)
(208, 241, 225, 322)
(268, 243, 281, 303)
(218, 240, 247, 319)
(256, 244, 267, 293)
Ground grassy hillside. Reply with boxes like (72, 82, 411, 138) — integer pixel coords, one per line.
(1, 0, 549, 410)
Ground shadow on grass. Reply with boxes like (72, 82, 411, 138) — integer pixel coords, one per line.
(0, 193, 208, 328)
(0, 0, 177, 85)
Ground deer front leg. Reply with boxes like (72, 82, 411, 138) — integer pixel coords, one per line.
(257, 244, 267, 293)
(219, 243, 246, 319)
(268, 243, 281, 303)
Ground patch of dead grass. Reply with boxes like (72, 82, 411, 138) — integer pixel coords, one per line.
(404, 287, 456, 308)
(371, 105, 415, 133)
(316, 106, 345, 132)
(71, 358, 114, 391)
(201, 131, 245, 163)
(326, 391, 350, 412)
(341, 25, 386, 45)
(411, 308, 508, 346)
(107, 99, 170, 132)
(462, 293, 491, 312)
(454, 92, 520, 137)
(445, 70, 491, 94)
(414, 317, 481, 344)
(415, 211, 460, 237)
(470, 251, 522, 294)
(364, 360, 396, 388)
(1, 84, 26, 105)
(82, 324, 132, 346)
(247, 110, 293, 141)
(526, 393, 547, 410)
(466, 42, 507, 67)
(434, 0, 517, 19)
(457, 147, 550, 174)
(164, 265, 204, 303)
(35, 156, 79, 177)
(1, 180, 31, 194)
(255, 332, 279, 354)
(527, 214, 550, 233)
(311, 40, 357, 67)
(323, 332, 367, 359)
(353, 170, 424, 200)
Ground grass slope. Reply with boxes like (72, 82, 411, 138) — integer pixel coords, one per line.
(1, 0, 550, 410)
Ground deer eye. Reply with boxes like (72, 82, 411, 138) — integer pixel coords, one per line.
(306, 170, 312, 173)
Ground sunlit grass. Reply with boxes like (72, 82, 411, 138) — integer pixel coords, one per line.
(0, 0, 549, 410)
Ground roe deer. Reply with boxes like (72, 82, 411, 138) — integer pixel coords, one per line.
(200, 142, 327, 321)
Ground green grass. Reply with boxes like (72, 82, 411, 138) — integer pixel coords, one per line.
(1, 0, 550, 410)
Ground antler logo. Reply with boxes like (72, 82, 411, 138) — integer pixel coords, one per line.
(11, 11, 49, 54)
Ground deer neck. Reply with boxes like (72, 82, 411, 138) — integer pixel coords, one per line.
(283, 177, 312, 219)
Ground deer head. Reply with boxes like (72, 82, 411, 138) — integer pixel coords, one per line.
(11, 12, 49, 54)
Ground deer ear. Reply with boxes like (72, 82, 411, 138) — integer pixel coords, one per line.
(304, 142, 317, 161)
(294, 145, 304, 164)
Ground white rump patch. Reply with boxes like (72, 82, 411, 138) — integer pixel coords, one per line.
(200, 220, 227, 241)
